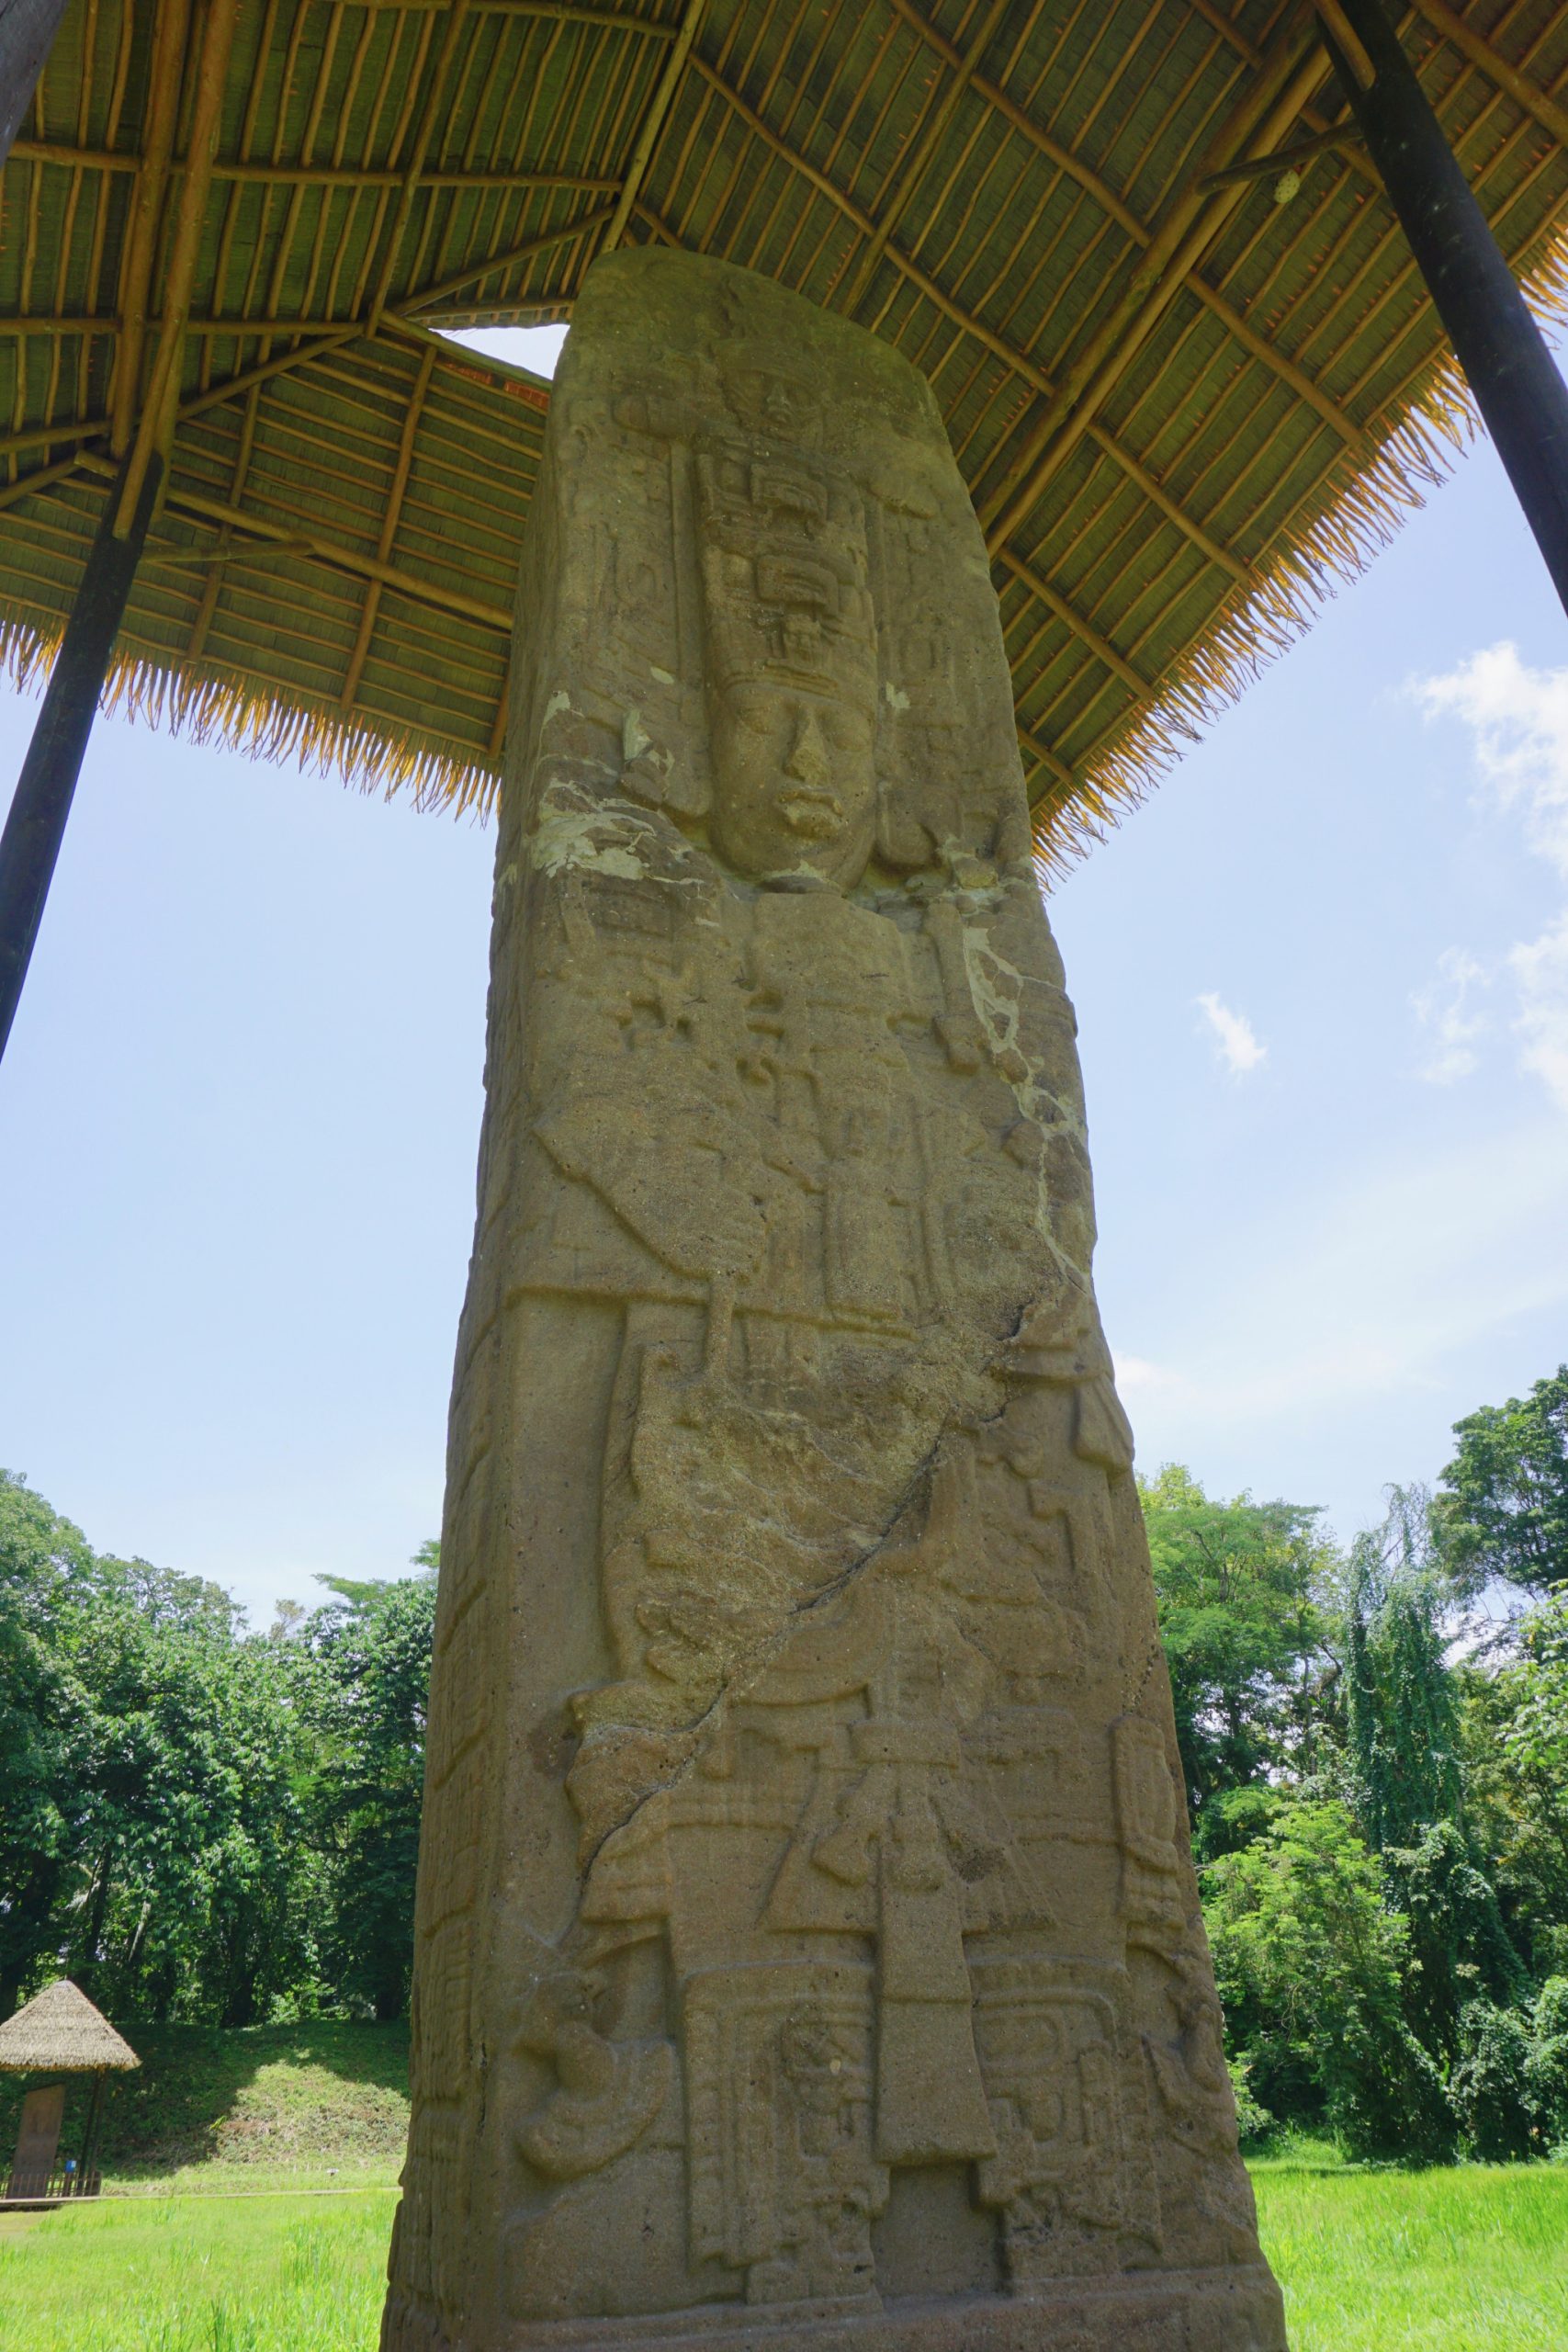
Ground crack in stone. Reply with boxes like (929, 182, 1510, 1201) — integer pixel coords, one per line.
(569, 1279, 1053, 1894)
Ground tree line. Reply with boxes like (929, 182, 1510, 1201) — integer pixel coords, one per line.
(1154, 1365, 1568, 2162)
(3, 1364, 1565, 2164)
(0, 1478, 433, 2027)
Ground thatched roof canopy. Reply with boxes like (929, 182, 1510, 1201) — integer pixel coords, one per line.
(2, 0, 1567, 868)
(0, 1980, 141, 2074)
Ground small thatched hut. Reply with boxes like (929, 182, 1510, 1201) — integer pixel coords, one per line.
(0, 1979, 140, 2202)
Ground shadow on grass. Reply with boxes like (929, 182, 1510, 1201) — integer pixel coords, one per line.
(0, 2020, 411, 2180)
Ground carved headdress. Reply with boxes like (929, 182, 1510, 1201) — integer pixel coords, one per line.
(695, 364, 877, 716)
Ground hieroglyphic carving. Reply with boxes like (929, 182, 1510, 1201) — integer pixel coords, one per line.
(382, 250, 1287, 2352)
(685, 1962, 883, 2305)
(973, 1959, 1157, 2282)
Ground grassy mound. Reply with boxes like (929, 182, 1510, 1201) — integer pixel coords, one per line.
(0, 2021, 410, 2189)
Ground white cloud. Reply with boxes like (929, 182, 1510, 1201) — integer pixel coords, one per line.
(1411, 946, 1490, 1084)
(1112, 1114, 1568, 1441)
(1416, 643, 1568, 876)
(1416, 642, 1568, 1109)
(1196, 991, 1267, 1076)
(1511, 912, 1568, 1109)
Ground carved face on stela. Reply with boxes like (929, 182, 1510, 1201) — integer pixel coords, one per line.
(696, 388, 882, 890)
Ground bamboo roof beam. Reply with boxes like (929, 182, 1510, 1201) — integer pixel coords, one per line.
(77, 449, 513, 629)
(1055, 128, 1568, 819)
(600, 0, 707, 251)
(1184, 268, 1368, 447)
(115, 0, 243, 531)
(367, 0, 474, 328)
(0, 413, 113, 459)
(1179, 0, 1383, 186)
(0, 324, 363, 484)
(108, 0, 191, 454)
(1200, 123, 1367, 189)
(1015, 712, 1072, 788)
(186, 379, 260, 659)
(679, 63, 1251, 583)
(397, 202, 620, 311)
(355, 0, 678, 19)
(977, 23, 1339, 552)
(0, 448, 84, 514)
(1407, 0, 1568, 148)
(341, 343, 437, 709)
(6, 143, 625, 192)
(879, 0, 1377, 424)
(838, 0, 1015, 316)
(995, 546, 1152, 696)
(0, 209, 578, 495)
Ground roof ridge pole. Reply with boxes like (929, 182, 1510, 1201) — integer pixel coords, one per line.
(1313, 0, 1568, 616)
(0, 456, 163, 1069)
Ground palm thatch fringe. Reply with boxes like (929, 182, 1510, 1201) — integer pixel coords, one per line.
(1031, 228, 1568, 889)
(0, 610, 501, 820)
(2, 234, 1564, 869)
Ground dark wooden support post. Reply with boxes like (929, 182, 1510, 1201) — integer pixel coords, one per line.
(77, 2068, 107, 2192)
(0, 458, 161, 1066)
(1315, 0, 1568, 614)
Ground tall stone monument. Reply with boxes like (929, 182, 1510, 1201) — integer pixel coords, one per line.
(384, 250, 1287, 2352)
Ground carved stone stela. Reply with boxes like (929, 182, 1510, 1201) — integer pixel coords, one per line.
(382, 251, 1288, 2352)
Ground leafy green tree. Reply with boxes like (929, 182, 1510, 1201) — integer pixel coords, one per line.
(54, 1559, 317, 2026)
(304, 1558, 437, 2020)
(1139, 1464, 1335, 1855)
(1435, 1366, 1568, 1594)
(1345, 1488, 1462, 1855)
(1449, 1999, 1555, 2160)
(1383, 1820, 1526, 2059)
(1345, 1487, 1525, 2059)
(0, 1473, 93, 2017)
(0, 1467, 445, 2026)
(1461, 1589, 1568, 1980)
(0, 1472, 321, 2026)
(1498, 1584, 1568, 1783)
(1202, 1798, 1454, 2162)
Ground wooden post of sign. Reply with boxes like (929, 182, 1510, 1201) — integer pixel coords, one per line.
(1314, 0, 1568, 616)
(0, 458, 162, 1067)
(6, 2082, 65, 2199)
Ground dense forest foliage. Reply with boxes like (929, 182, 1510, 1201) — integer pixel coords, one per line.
(3, 1364, 1565, 2164)
(0, 1482, 433, 2028)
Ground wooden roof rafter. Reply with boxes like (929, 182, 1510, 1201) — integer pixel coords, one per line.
(670, 65, 1256, 572)
(0, 0, 1566, 867)
(1043, 1, 1568, 824)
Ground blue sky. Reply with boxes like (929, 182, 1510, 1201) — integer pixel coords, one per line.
(2, 320, 1564, 1625)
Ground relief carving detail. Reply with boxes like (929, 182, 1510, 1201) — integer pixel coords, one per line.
(383, 250, 1288, 2352)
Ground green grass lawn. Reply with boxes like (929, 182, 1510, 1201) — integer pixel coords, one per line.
(1253, 2158, 1568, 2350)
(3, 2162, 1567, 2350)
(0, 2190, 397, 2352)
